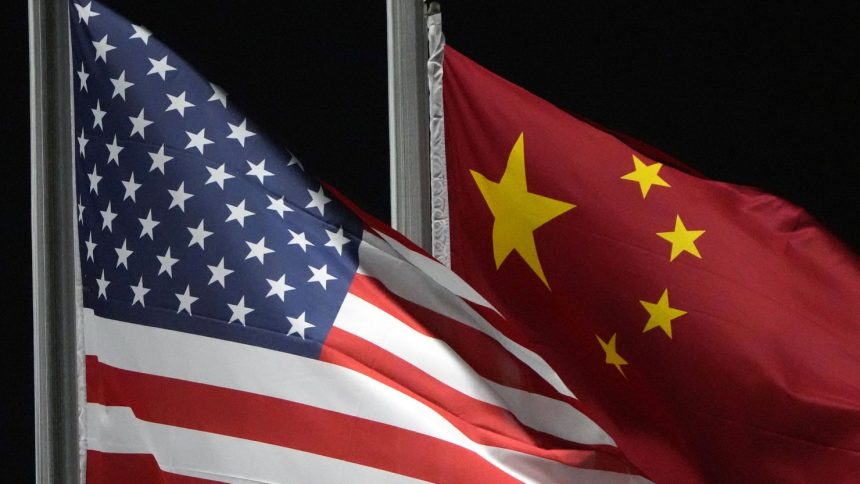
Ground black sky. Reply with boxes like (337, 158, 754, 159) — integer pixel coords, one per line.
(5, 1, 859, 481)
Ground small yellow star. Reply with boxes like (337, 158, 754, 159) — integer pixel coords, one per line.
(620, 154, 670, 198)
(657, 215, 705, 261)
(641, 289, 687, 339)
(596, 333, 628, 377)
(471, 132, 575, 288)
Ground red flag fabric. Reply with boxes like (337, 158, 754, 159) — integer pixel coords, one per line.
(441, 45, 860, 482)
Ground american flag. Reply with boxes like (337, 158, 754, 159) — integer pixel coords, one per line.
(71, 1, 648, 482)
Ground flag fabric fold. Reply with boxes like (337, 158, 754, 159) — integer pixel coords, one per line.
(438, 44, 860, 482)
(69, 2, 647, 482)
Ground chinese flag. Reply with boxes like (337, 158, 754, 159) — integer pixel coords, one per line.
(441, 46, 860, 482)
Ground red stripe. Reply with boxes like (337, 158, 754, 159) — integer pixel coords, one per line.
(349, 273, 435, 337)
(86, 355, 517, 483)
(322, 327, 637, 475)
(86, 450, 219, 484)
(349, 274, 604, 418)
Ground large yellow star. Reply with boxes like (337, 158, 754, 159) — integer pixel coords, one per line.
(640, 289, 687, 339)
(471, 132, 575, 288)
(596, 333, 628, 377)
(620, 154, 670, 198)
(657, 215, 705, 261)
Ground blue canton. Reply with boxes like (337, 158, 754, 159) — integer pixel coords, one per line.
(71, 1, 363, 359)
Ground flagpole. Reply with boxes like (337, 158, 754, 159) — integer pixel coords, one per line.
(29, 0, 80, 481)
(387, 0, 432, 249)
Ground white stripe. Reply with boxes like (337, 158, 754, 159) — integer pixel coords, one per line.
(358, 232, 577, 398)
(87, 403, 423, 484)
(85, 310, 645, 483)
(334, 293, 614, 446)
(371, 230, 494, 312)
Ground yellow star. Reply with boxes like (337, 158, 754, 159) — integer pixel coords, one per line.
(471, 132, 575, 288)
(640, 289, 687, 339)
(596, 333, 628, 377)
(657, 215, 705, 261)
(620, 154, 670, 198)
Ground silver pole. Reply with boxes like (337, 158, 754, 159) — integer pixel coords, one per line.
(387, 0, 432, 249)
(29, 0, 80, 481)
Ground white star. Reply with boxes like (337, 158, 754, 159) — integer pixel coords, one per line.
(87, 165, 101, 194)
(308, 264, 336, 289)
(175, 285, 198, 315)
(185, 128, 213, 154)
(208, 82, 227, 107)
(100, 202, 117, 232)
(157, 247, 178, 277)
(147, 55, 176, 80)
(225, 200, 254, 227)
(287, 154, 304, 171)
(246, 159, 273, 184)
(245, 237, 274, 264)
(91, 99, 106, 130)
(91, 35, 115, 62)
(110, 70, 134, 100)
(166, 91, 195, 117)
(187, 219, 213, 249)
(227, 296, 254, 326)
(76, 63, 89, 92)
(96, 270, 110, 300)
(122, 172, 141, 202)
(128, 108, 153, 139)
(129, 24, 152, 44)
(324, 226, 350, 255)
(84, 232, 97, 261)
(266, 195, 293, 218)
(148, 144, 173, 174)
(207, 257, 233, 288)
(266, 275, 294, 302)
(138, 209, 159, 239)
(168, 182, 193, 212)
(287, 229, 313, 252)
(115, 239, 133, 269)
(74, 2, 100, 25)
(306, 186, 331, 215)
(77, 196, 85, 223)
(77, 128, 89, 157)
(205, 163, 234, 189)
(226, 119, 256, 147)
(130, 277, 150, 307)
(105, 134, 123, 164)
(286, 312, 316, 339)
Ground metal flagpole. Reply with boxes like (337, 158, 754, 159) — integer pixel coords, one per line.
(29, 0, 81, 481)
(386, 0, 432, 249)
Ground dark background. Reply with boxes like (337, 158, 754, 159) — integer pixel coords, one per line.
(5, 1, 858, 481)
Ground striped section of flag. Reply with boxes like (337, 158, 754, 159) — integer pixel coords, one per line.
(83, 229, 649, 482)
